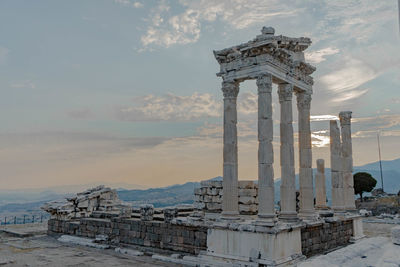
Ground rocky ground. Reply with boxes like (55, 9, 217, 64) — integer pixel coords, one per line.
(0, 219, 399, 266)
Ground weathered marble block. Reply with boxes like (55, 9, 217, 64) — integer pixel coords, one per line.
(140, 204, 154, 221)
(164, 208, 178, 223)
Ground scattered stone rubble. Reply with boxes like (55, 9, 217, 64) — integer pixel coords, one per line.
(392, 226, 400, 245)
(194, 180, 258, 215)
(41, 185, 131, 220)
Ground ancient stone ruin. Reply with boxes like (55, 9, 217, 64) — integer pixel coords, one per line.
(43, 27, 364, 266)
(41, 185, 131, 220)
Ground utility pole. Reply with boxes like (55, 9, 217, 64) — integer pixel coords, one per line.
(398, 0, 400, 35)
(377, 132, 384, 192)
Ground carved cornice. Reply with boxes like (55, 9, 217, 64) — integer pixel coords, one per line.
(339, 111, 352, 125)
(278, 84, 293, 103)
(296, 92, 312, 110)
(256, 74, 272, 94)
(214, 27, 316, 87)
(221, 81, 239, 98)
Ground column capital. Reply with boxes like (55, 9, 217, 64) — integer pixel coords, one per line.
(339, 111, 352, 125)
(278, 83, 293, 103)
(296, 91, 312, 110)
(256, 74, 272, 94)
(222, 81, 239, 98)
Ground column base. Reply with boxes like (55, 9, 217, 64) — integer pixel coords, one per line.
(317, 209, 334, 218)
(221, 211, 240, 221)
(345, 207, 357, 213)
(254, 214, 276, 226)
(279, 212, 299, 222)
(298, 210, 319, 221)
(315, 205, 329, 210)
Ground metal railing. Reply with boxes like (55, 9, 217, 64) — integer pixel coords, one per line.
(0, 213, 50, 225)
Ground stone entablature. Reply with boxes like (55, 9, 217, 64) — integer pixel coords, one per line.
(214, 27, 316, 92)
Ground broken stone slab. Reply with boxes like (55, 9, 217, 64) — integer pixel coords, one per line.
(152, 254, 197, 267)
(239, 204, 258, 213)
(239, 196, 257, 205)
(58, 235, 110, 249)
(206, 202, 222, 211)
(140, 204, 154, 221)
(238, 188, 257, 197)
(193, 202, 205, 210)
(164, 208, 178, 223)
(238, 180, 256, 189)
(391, 226, 400, 245)
(95, 235, 109, 242)
(115, 247, 144, 257)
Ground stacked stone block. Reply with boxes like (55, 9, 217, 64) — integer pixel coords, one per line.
(42, 185, 131, 220)
(48, 217, 207, 255)
(301, 219, 353, 257)
(194, 180, 258, 215)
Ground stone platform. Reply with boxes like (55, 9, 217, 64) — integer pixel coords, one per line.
(48, 213, 361, 266)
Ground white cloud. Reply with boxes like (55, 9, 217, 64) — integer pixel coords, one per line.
(114, 0, 130, 5)
(141, 6, 201, 47)
(353, 114, 400, 130)
(141, 0, 301, 48)
(114, 0, 142, 8)
(133, 2, 143, 8)
(115, 93, 220, 122)
(310, 115, 338, 122)
(311, 130, 330, 148)
(305, 47, 340, 64)
(115, 91, 258, 122)
(319, 58, 375, 102)
(10, 80, 36, 89)
(0, 46, 9, 65)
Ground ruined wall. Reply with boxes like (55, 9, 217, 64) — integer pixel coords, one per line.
(301, 218, 353, 257)
(194, 180, 258, 215)
(356, 195, 400, 215)
(48, 217, 207, 254)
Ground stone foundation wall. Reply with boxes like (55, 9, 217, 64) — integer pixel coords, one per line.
(194, 180, 258, 215)
(48, 217, 207, 254)
(49, 216, 355, 258)
(301, 218, 353, 257)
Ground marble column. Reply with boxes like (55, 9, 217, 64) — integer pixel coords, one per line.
(315, 159, 328, 210)
(296, 92, 315, 218)
(340, 111, 356, 211)
(330, 120, 345, 212)
(256, 74, 275, 224)
(221, 80, 240, 218)
(278, 83, 298, 221)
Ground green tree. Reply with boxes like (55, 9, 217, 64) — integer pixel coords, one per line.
(353, 172, 377, 201)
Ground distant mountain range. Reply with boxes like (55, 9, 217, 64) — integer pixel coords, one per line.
(0, 158, 398, 213)
(117, 158, 400, 207)
(117, 182, 200, 207)
(274, 158, 400, 204)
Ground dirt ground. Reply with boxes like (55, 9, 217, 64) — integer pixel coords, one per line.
(0, 224, 176, 266)
(363, 220, 397, 238)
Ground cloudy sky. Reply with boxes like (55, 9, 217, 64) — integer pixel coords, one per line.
(0, 0, 399, 190)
